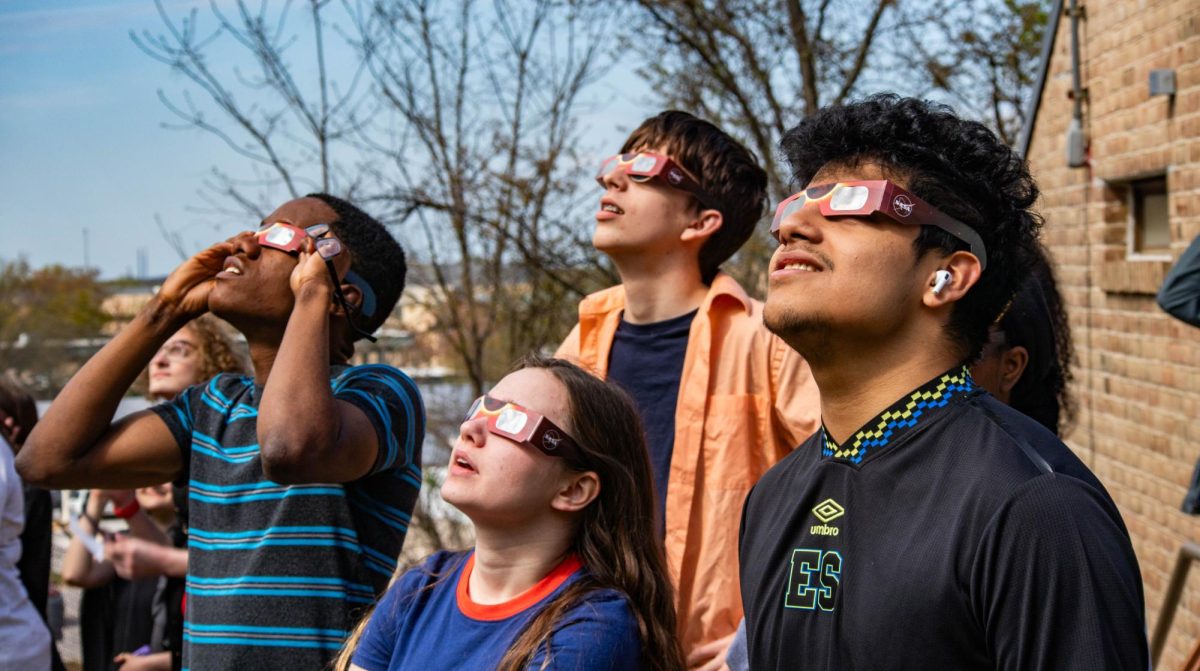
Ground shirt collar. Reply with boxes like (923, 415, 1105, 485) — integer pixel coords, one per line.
(821, 364, 980, 464)
(579, 271, 753, 318)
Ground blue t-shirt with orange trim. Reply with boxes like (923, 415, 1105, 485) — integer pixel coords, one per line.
(352, 550, 642, 670)
(150, 365, 425, 670)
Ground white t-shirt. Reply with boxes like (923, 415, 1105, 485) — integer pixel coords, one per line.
(0, 435, 50, 670)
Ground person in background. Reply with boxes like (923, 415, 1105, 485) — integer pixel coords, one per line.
(0, 377, 61, 670)
(0, 394, 51, 668)
(970, 245, 1075, 436)
(64, 486, 177, 671)
(1157, 233, 1200, 328)
(339, 357, 684, 671)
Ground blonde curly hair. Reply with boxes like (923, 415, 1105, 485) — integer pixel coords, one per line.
(185, 314, 249, 382)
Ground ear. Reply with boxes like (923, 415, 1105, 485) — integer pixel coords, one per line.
(679, 208, 723, 245)
(921, 250, 984, 308)
(329, 283, 363, 318)
(550, 470, 600, 513)
(999, 345, 1030, 395)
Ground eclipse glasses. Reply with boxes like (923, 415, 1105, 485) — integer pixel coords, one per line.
(256, 222, 379, 342)
(464, 395, 582, 461)
(770, 180, 988, 270)
(596, 152, 714, 206)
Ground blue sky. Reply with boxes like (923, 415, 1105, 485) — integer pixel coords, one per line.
(0, 0, 650, 279)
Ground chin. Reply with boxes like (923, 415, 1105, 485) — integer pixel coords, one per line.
(764, 304, 833, 359)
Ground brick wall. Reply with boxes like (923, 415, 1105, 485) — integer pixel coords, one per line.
(1025, 1, 1200, 667)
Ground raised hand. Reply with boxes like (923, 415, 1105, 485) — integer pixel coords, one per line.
(156, 233, 249, 318)
(289, 234, 351, 298)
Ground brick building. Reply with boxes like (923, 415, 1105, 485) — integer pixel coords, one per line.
(1022, 0, 1200, 666)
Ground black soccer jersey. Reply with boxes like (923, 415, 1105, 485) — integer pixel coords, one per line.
(739, 366, 1148, 670)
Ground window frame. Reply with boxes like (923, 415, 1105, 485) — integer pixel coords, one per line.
(1124, 174, 1172, 261)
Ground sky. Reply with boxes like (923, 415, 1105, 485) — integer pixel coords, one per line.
(0, 0, 651, 280)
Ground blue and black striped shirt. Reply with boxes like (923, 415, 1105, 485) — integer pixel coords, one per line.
(151, 365, 425, 670)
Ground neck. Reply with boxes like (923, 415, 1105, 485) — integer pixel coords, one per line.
(245, 339, 280, 387)
(237, 320, 351, 387)
(611, 251, 709, 324)
(148, 508, 175, 529)
(804, 331, 964, 444)
(468, 519, 574, 605)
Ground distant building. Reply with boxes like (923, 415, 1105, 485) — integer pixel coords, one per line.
(1023, 1, 1200, 667)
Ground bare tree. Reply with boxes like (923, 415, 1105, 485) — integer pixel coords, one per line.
(348, 0, 613, 393)
(133, 0, 372, 221)
(906, 0, 1050, 147)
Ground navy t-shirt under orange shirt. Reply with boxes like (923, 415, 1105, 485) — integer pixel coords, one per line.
(607, 309, 695, 532)
(352, 551, 641, 671)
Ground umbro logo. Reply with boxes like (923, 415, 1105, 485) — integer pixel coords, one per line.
(812, 498, 844, 523)
(810, 498, 844, 536)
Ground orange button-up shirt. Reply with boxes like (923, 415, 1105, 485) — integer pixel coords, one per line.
(557, 273, 820, 653)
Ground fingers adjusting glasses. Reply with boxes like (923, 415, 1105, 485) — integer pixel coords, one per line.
(256, 222, 379, 342)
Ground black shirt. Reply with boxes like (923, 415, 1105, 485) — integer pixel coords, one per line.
(739, 366, 1148, 670)
(607, 309, 695, 532)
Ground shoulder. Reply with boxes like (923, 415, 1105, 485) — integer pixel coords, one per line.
(751, 431, 822, 492)
(560, 587, 636, 625)
(578, 284, 627, 315)
(547, 588, 641, 664)
(333, 364, 420, 394)
(387, 551, 468, 603)
(954, 395, 1109, 495)
(331, 364, 424, 423)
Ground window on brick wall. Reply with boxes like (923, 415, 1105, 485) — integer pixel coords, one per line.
(1127, 176, 1170, 258)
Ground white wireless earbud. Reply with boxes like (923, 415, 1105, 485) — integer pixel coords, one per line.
(932, 270, 952, 295)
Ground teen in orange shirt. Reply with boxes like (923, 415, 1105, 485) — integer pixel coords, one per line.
(558, 111, 819, 668)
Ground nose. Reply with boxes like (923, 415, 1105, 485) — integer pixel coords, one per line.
(458, 417, 488, 448)
(232, 230, 261, 258)
(150, 348, 170, 368)
(774, 205, 824, 246)
(598, 163, 629, 192)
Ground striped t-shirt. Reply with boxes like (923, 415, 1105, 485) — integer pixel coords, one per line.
(151, 364, 425, 670)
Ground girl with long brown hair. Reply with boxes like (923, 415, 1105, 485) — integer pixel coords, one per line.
(338, 356, 684, 671)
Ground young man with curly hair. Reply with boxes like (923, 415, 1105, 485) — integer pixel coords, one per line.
(557, 111, 820, 667)
(19, 194, 425, 670)
(738, 95, 1147, 669)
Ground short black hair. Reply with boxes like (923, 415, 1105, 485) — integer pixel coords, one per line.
(780, 94, 1042, 359)
(307, 193, 406, 338)
(622, 111, 768, 284)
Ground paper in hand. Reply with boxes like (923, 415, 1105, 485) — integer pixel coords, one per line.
(68, 513, 105, 562)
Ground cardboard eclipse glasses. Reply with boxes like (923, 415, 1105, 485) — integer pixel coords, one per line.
(596, 152, 714, 206)
(770, 180, 988, 270)
(464, 395, 582, 461)
(256, 222, 379, 342)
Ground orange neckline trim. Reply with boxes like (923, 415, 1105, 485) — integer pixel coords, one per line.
(456, 552, 584, 622)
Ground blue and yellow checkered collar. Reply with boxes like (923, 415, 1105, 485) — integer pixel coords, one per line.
(820, 364, 979, 464)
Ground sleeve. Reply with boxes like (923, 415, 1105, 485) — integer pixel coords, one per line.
(1157, 234, 1200, 327)
(17, 486, 53, 618)
(350, 576, 409, 671)
(332, 365, 426, 477)
(530, 590, 642, 670)
(767, 332, 821, 456)
(555, 323, 583, 361)
(972, 475, 1149, 670)
(724, 619, 749, 671)
(147, 382, 199, 458)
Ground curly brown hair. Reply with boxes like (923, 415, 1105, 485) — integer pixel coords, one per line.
(185, 314, 249, 383)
